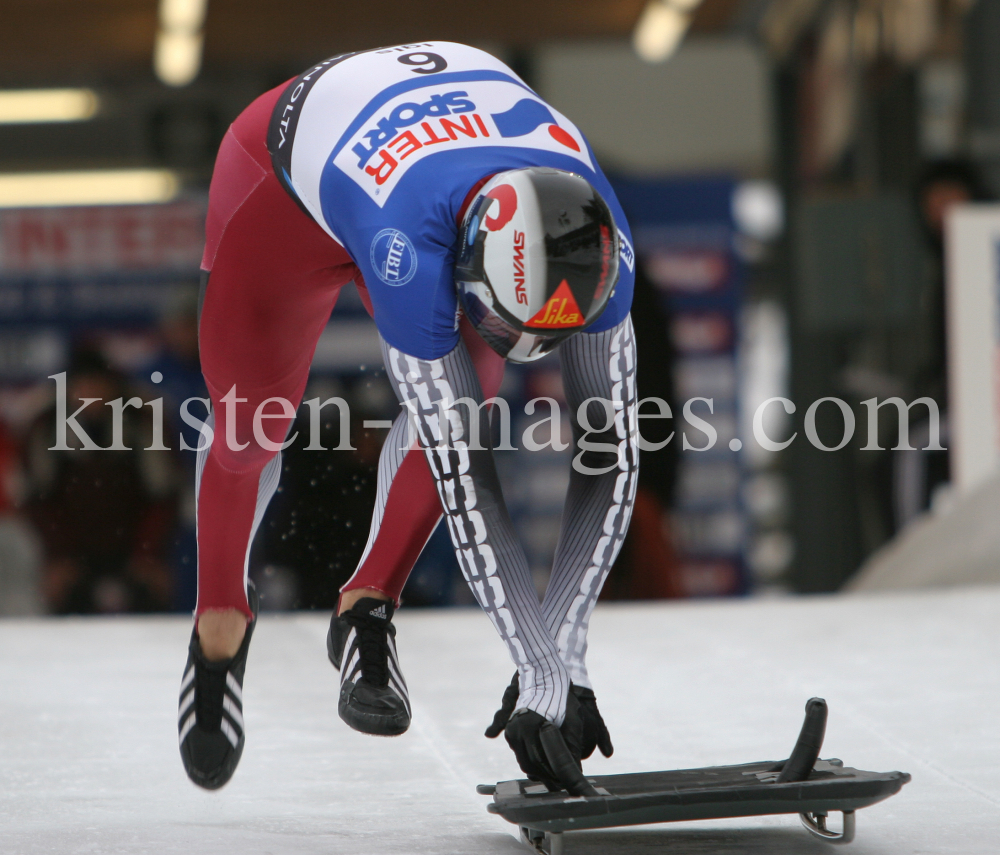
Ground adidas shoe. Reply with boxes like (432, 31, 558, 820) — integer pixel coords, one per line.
(177, 583, 258, 790)
(327, 597, 410, 736)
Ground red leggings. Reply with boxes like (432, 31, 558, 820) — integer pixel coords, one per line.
(196, 84, 503, 618)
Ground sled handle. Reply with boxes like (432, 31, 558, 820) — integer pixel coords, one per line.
(776, 697, 827, 783)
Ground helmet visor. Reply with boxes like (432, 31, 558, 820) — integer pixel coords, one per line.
(460, 289, 574, 363)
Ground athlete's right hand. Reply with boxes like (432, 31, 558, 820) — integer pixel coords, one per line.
(572, 685, 614, 759)
(486, 672, 614, 760)
(501, 690, 598, 797)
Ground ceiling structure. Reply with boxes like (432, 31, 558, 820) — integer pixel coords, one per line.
(0, 0, 745, 84)
(0, 0, 754, 177)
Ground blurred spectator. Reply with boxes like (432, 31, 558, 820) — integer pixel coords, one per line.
(23, 348, 178, 614)
(892, 160, 991, 530)
(142, 286, 205, 611)
(0, 418, 43, 615)
(914, 159, 989, 404)
(602, 262, 683, 600)
(401, 520, 462, 607)
(251, 375, 387, 610)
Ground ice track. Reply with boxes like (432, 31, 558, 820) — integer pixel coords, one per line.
(2, 586, 998, 854)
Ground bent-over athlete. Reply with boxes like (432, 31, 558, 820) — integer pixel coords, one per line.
(177, 41, 638, 797)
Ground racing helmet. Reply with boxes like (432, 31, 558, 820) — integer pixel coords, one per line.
(454, 168, 620, 363)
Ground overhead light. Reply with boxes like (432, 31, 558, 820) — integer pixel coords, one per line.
(732, 181, 785, 242)
(155, 0, 207, 87)
(0, 169, 180, 208)
(159, 0, 207, 31)
(155, 30, 204, 87)
(633, 0, 701, 63)
(0, 89, 99, 125)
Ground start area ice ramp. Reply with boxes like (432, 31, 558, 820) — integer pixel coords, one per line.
(2, 586, 998, 855)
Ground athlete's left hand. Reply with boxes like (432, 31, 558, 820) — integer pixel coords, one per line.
(502, 690, 597, 796)
(485, 672, 614, 759)
(484, 672, 521, 739)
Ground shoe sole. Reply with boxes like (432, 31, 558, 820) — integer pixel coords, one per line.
(181, 738, 244, 790)
(329, 620, 410, 737)
(338, 687, 410, 737)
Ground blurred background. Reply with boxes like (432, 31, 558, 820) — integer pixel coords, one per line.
(1, 0, 999, 618)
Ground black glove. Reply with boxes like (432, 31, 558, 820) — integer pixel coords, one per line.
(572, 685, 614, 759)
(502, 690, 597, 797)
(485, 672, 613, 760)
(484, 672, 521, 739)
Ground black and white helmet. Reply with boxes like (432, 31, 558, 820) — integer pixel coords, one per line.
(454, 168, 619, 363)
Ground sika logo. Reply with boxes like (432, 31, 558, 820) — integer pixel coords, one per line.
(525, 280, 583, 328)
(370, 229, 417, 286)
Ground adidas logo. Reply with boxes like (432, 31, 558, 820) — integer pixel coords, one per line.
(369, 604, 387, 619)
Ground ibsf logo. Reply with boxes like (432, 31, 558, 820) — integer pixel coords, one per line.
(370, 228, 417, 286)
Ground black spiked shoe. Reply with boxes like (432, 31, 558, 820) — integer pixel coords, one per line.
(178, 583, 258, 789)
(328, 597, 410, 736)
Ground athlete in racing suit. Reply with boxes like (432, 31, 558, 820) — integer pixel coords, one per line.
(177, 42, 637, 795)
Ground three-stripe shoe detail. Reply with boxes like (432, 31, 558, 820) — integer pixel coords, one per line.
(340, 625, 411, 719)
(221, 673, 245, 747)
(177, 583, 257, 790)
(328, 596, 411, 736)
(386, 631, 410, 718)
(177, 657, 247, 749)
(178, 665, 197, 744)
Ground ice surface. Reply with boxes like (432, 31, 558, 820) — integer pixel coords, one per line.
(2, 586, 998, 854)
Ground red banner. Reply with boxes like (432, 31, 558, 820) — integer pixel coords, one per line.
(0, 200, 207, 275)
